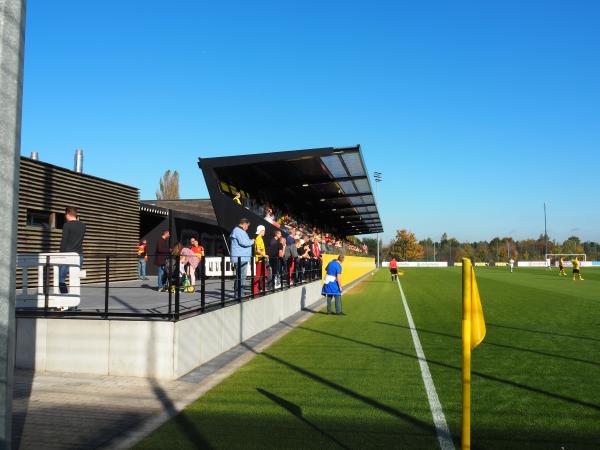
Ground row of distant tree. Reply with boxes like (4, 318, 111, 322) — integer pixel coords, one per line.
(358, 230, 600, 262)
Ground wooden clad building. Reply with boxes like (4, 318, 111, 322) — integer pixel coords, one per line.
(18, 156, 140, 284)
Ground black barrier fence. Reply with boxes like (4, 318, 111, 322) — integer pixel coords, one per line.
(15, 253, 323, 321)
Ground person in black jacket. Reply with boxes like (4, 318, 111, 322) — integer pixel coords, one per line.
(58, 206, 86, 293)
(267, 230, 283, 288)
(284, 237, 298, 285)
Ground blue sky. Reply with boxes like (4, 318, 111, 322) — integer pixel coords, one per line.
(21, 1, 600, 243)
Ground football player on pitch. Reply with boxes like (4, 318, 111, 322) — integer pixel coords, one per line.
(558, 257, 567, 276)
(572, 257, 584, 281)
(389, 258, 399, 281)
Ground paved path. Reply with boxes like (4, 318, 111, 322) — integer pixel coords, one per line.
(12, 371, 199, 450)
(12, 300, 326, 450)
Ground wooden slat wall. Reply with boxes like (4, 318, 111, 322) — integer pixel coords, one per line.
(17, 157, 140, 285)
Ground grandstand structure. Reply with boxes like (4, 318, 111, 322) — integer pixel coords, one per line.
(15, 146, 381, 380)
(199, 145, 383, 243)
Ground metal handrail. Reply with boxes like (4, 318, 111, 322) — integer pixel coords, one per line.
(16, 254, 324, 322)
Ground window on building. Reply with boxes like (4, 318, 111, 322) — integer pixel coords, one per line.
(26, 210, 65, 229)
(26, 210, 51, 229)
(54, 212, 65, 229)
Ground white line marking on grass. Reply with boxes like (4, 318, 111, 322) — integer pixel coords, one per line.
(396, 278, 455, 450)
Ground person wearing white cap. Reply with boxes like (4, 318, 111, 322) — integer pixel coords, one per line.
(253, 225, 268, 295)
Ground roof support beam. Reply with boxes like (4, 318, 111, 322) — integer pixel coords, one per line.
(325, 203, 377, 211)
(298, 176, 368, 187)
(319, 192, 372, 200)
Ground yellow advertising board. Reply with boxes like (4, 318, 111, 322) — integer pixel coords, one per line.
(322, 254, 376, 287)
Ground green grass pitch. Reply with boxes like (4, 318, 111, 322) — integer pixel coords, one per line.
(136, 267, 600, 449)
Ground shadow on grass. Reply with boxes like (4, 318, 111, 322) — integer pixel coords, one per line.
(148, 380, 214, 449)
(241, 344, 438, 435)
(292, 325, 600, 413)
(301, 302, 326, 315)
(256, 388, 351, 449)
(487, 322, 600, 343)
(375, 321, 600, 367)
(146, 317, 214, 449)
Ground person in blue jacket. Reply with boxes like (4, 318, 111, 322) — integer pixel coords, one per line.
(230, 218, 255, 298)
(322, 254, 344, 315)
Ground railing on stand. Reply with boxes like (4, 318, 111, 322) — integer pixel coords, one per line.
(200, 256, 206, 311)
(15, 253, 323, 322)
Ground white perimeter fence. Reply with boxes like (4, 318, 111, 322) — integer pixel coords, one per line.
(381, 261, 600, 268)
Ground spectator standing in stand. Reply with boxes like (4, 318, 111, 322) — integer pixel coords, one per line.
(189, 236, 204, 282)
(284, 236, 299, 285)
(137, 239, 149, 280)
(286, 228, 296, 247)
(181, 244, 200, 289)
(295, 238, 304, 283)
(305, 237, 315, 280)
(154, 230, 171, 291)
(265, 207, 279, 228)
(253, 225, 268, 295)
(230, 218, 255, 298)
(190, 237, 204, 258)
(267, 229, 283, 289)
(297, 238, 311, 282)
(279, 235, 287, 285)
(312, 235, 322, 278)
(58, 207, 86, 294)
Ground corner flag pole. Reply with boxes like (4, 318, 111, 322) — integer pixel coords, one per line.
(461, 258, 486, 449)
(461, 258, 472, 450)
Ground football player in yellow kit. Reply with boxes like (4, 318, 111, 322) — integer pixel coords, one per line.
(558, 257, 567, 276)
(571, 257, 584, 281)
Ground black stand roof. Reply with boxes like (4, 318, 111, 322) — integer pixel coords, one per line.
(199, 146, 383, 236)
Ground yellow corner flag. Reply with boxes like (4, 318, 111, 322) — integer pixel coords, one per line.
(461, 258, 486, 450)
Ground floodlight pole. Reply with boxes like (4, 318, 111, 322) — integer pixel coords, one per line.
(0, 0, 26, 446)
(374, 171, 382, 268)
(544, 202, 548, 258)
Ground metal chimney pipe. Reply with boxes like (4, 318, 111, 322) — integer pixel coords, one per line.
(30, 151, 39, 160)
(74, 148, 83, 173)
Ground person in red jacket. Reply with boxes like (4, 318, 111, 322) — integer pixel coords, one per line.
(389, 258, 399, 281)
(137, 239, 149, 280)
(154, 230, 171, 291)
(311, 235, 322, 279)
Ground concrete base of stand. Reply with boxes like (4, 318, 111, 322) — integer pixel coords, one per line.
(15, 280, 323, 380)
